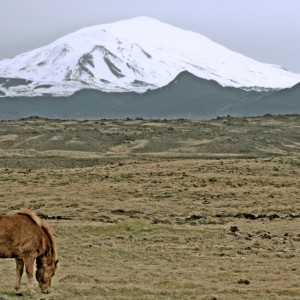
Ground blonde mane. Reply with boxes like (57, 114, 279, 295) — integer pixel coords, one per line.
(17, 209, 57, 260)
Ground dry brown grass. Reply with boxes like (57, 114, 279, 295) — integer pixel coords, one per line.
(0, 116, 299, 299)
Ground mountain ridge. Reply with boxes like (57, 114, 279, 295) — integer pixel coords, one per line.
(0, 71, 282, 120)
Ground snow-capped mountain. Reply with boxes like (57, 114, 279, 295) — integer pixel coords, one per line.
(0, 16, 300, 97)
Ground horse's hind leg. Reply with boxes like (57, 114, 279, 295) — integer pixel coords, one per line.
(15, 258, 24, 294)
(23, 255, 36, 294)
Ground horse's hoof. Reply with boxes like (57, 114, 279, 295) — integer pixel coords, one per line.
(15, 291, 23, 296)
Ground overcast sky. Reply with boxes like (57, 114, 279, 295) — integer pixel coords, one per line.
(1, 0, 299, 72)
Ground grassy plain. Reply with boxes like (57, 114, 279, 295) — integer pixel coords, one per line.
(0, 115, 299, 299)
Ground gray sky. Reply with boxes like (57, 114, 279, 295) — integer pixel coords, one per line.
(1, 0, 299, 72)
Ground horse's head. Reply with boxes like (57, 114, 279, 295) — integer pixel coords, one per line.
(36, 257, 59, 293)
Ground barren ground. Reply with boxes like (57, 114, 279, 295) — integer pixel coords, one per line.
(0, 115, 299, 299)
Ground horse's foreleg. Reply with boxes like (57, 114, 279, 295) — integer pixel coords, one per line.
(23, 255, 36, 294)
(15, 258, 24, 294)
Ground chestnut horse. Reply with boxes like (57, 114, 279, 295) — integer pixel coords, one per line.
(0, 209, 58, 294)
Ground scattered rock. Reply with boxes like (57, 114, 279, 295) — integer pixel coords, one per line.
(237, 279, 250, 285)
(38, 213, 72, 220)
(215, 212, 280, 220)
(230, 226, 239, 233)
(111, 209, 142, 217)
(185, 215, 202, 221)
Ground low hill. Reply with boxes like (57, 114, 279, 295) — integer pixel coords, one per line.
(0, 72, 278, 120)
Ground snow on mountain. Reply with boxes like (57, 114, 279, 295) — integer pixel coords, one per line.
(0, 16, 300, 97)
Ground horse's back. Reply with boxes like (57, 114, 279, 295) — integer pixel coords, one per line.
(0, 213, 43, 258)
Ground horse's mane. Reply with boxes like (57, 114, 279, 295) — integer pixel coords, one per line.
(17, 209, 57, 261)
(17, 208, 42, 227)
(41, 220, 58, 261)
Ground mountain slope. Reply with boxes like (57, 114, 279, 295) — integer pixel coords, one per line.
(0, 17, 300, 97)
(238, 82, 300, 116)
(0, 71, 277, 120)
(1, 71, 300, 120)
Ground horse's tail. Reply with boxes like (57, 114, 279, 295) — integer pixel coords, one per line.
(16, 208, 42, 227)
